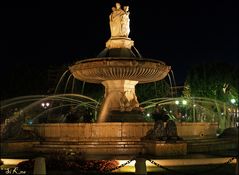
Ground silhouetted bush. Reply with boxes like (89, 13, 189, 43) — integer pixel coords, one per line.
(17, 151, 119, 173)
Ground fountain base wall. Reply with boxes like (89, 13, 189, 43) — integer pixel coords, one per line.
(1, 122, 218, 156)
(28, 122, 218, 142)
(144, 140, 187, 156)
(1, 141, 40, 154)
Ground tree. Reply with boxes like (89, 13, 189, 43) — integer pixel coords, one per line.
(184, 62, 238, 102)
(136, 79, 172, 102)
(183, 62, 238, 128)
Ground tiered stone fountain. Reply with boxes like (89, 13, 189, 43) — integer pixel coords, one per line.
(27, 3, 219, 157)
(69, 3, 188, 158)
(2, 5, 229, 173)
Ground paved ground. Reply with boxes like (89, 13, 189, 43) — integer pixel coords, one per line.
(1, 162, 237, 175)
(45, 164, 237, 175)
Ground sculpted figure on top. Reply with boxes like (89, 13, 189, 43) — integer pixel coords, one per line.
(109, 3, 130, 38)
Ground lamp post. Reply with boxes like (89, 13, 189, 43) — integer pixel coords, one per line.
(175, 100, 180, 121)
(40, 102, 50, 123)
(230, 98, 239, 175)
(182, 100, 188, 121)
(193, 104, 196, 122)
(175, 99, 188, 121)
(230, 98, 238, 127)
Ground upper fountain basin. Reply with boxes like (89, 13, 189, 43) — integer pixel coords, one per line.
(70, 57, 171, 84)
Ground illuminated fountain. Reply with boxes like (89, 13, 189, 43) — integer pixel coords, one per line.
(1, 2, 230, 156)
(1, 3, 238, 174)
(69, 3, 170, 122)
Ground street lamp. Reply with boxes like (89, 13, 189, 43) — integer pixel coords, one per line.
(41, 102, 50, 109)
(229, 98, 238, 127)
(40, 102, 50, 123)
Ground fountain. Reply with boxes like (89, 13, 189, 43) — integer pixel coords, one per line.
(2, 1, 232, 155)
(1, 3, 238, 174)
(69, 2, 171, 122)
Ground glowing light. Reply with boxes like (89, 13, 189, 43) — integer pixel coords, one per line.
(117, 160, 155, 167)
(193, 104, 196, 107)
(182, 100, 187, 105)
(146, 113, 150, 117)
(41, 102, 50, 108)
(175, 100, 179, 105)
(118, 160, 136, 167)
(230, 98, 236, 104)
(1, 159, 28, 165)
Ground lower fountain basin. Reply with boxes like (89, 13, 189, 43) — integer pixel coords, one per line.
(25, 122, 218, 142)
(1, 122, 220, 156)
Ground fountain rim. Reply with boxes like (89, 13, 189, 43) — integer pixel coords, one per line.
(69, 57, 171, 84)
(72, 57, 167, 66)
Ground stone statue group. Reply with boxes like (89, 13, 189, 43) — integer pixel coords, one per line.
(119, 91, 139, 112)
(109, 2, 130, 38)
(143, 105, 183, 142)
(143, 120, 182, 142)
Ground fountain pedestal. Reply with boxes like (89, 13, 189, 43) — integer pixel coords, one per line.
(98, 80, 140, 122)
(106, 37, 134, 49)
(102, 80, 139, 111)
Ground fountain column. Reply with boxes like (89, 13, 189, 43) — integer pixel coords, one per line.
(98, 80, 139, 122)
(102, 80, 139, 111)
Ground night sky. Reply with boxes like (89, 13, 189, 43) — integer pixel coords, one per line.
(1, 1, 238, 99)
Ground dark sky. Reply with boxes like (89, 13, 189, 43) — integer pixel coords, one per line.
(0, 1, 238, 98)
